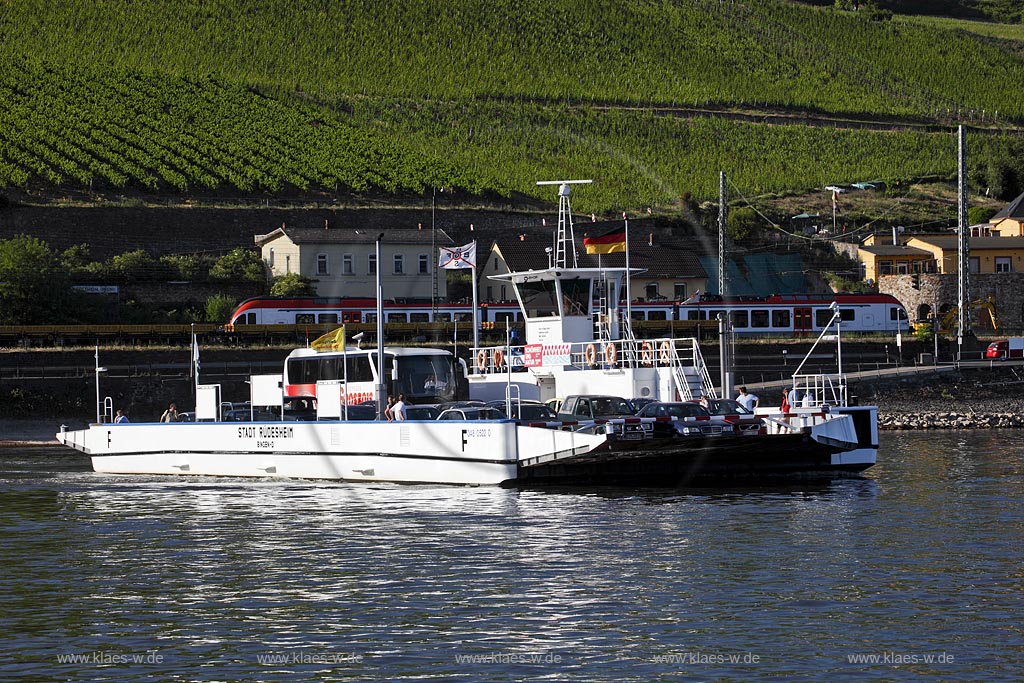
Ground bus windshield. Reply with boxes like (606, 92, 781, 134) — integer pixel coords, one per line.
(396, 354, 456, 402)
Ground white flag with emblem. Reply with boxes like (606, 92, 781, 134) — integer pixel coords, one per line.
(439, 241, 476, 269)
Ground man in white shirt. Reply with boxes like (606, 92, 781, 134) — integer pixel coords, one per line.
(736, 386, 759, 411)
(392, 393, 408, 421)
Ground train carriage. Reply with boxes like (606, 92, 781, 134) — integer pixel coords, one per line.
(228, 293, 908, 337)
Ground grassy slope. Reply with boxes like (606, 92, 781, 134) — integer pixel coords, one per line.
(0, 0, 1022, 212)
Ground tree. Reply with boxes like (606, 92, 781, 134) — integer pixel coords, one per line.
(205, 293, 238, 323)
(727, 206, 759, 241)
(0, 235, 70, 324)
(968, 206, 997, 226)
(270, 272, 315, 296)
(210, 248, 266, 283)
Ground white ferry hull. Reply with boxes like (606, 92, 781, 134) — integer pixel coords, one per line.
(57, 421, 606, 486)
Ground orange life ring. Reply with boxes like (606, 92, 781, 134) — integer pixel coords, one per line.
(604, 342, 617, 365)
(659, 341, 673, 364)
(641, 342, 654, 367)
(584, 343, 597, 366)
(476, 349, 487, 372)
(494, 349, 505, 368)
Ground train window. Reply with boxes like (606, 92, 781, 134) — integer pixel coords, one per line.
(631, 310, 646, 321)
(296, 314, 315, 325)
(454, 313, 472, 322)
(648, 310, 667, 321)
(387, 313, 407, 323)
(841, 309, 855, 322)
(731, 310, 748, 328)
(686, 310, 705, 321)
(772, 310, 790, 327)
(495, 312, 516, 324)
(342, 312, 357, 323)
(318, 314, 339, 324)
(890, 307, 908, 321)
(815, 310, 832, 327)
(750, 310, 769, 328)
(410, 313, 429, 322)
(365, 313, 377, 323)
(435, 313, 451, 322)
(246, 313, 256, 324)
(708, 310, 724, 322)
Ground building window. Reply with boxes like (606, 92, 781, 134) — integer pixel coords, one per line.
(419, 254, 429, 274)
(285, 255, 291, 274)
(969, 257, 980, 274)
(674, 283, 686, 299)
(342, 254, 354, 275)
(268, 248, 275, 268)
(878, 260, 894, 275)
(500, 285, 507, 301)
(368, 254, 377, 275)
(316, 253, 328, 275)
(896, 261, 909, 275)
(393, 254, 404, 274)
(645, 283, 660, 301)
(996, 256, 1012, 273)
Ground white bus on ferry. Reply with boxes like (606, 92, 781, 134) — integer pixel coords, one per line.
(282, 347, 459, 406)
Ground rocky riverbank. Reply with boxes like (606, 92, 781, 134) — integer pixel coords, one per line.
(859, 364, 1024, 430)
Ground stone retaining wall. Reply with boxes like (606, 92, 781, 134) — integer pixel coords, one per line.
(879, 411, 1024, 430)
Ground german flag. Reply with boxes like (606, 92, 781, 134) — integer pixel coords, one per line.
(583, 225, 627, 254)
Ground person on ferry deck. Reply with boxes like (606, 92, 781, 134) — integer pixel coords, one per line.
(384, 395, 396, 422)
(115, 409, 129, 424)
(392, 393, 408, 421)
(160, 403, 178, 422)
(736, 386, 759, 411)
(780, 390, 790, 414)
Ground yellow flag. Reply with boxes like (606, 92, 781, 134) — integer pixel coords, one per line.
(311, 325, 346, 351)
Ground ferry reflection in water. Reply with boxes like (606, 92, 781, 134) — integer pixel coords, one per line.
(1, 431, 1020, 682)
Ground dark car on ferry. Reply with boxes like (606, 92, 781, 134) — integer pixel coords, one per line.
(436, 407, 509, 421)
(635, 402, 734, 437)
(484, 400, 558, 424)
(688, 398, 764, 435)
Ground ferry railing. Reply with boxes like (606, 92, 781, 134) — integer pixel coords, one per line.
(791, 373, 848, 408)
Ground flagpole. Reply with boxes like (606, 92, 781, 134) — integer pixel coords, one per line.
(191, 323, 199, 405)
(624, 217, 632, 332)
(472, 261, 479, 360)
(375, 233, 386, 421)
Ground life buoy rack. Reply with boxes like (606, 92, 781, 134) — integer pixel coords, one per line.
(476, 349, 487, 372)
(641, 342, 654, 367)
(494, 349, 505, 369)
(604, 342, 617, 366)
(584, 343, 597, 366)
(659, 341, 673, 364)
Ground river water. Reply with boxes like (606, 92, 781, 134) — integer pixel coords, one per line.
(1, 431, 1021, 682)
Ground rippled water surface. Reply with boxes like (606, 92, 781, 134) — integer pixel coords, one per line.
(1, 432, 1022, 681)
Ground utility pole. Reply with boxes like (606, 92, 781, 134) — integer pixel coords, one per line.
(956, 125, 971, 357)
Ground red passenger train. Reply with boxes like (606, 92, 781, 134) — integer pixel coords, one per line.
(228, 293, 909, 336)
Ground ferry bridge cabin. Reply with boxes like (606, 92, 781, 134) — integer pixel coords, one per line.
(229, 294, 909, 337)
